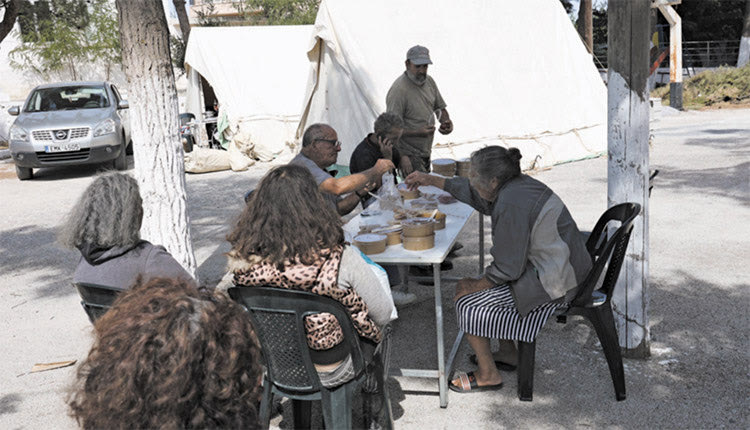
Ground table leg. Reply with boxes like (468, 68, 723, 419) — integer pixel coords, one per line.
(478, 214, 485, 276)
(446, 330, 465, 382)
(434, 263, 448, 408)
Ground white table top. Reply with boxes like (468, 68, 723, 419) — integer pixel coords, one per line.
(343, 186, 475, 265)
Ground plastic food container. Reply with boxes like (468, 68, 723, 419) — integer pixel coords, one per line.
(420, 211, 446, 230)
(402, 233, 435, 250)
(402, 218, 436, 237)
(397, 183, 420, 200)
(456, 158, 471, 177)
(385, 230, 402, 246)
(372, 226, 403, 246)
(358, 223, 388, 234)
(432, 158, 456, 177)
(353, 234, 387, 255)
(410, 198, 439, 211)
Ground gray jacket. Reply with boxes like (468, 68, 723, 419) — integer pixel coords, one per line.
(73, 240, 193, 290)
(445, 175, 591, 316)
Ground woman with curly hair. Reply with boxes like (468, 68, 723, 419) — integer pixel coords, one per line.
(69, 277, 263, 429)
(59, 171, 193, 289)
(227, 164, 397, 389)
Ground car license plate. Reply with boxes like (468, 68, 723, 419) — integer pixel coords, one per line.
(45, 144, 80, 153)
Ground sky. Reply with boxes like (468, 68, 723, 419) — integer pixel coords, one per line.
(158, 0, 611, 23)
(157, 0, 613, 26)
(569, 0, 609, 18)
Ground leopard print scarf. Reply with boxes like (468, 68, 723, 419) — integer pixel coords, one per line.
(233, 246, 382, 350)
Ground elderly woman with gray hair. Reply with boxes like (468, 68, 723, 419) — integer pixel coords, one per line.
(405, 146, 591, 393)
(60, 172, 193, 290)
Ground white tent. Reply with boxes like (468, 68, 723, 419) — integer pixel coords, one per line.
(184, 25, 313, 161)
(298, 0, 607, 170)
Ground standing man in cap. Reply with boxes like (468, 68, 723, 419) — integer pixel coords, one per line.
(386, 45, 454, 173)
(387, 46, 461, 275)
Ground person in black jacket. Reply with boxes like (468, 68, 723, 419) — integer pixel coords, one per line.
(350, 112, 418, 306)
(349, 112, 413, 208)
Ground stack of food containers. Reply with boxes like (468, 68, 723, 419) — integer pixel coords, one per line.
(456, 158, 472, 178)
(432, 158, 456, 177)
(401, 218, 436, 250)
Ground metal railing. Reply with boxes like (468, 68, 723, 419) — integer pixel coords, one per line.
(592, 40, 741, 70)
(682, 40, 740, 68)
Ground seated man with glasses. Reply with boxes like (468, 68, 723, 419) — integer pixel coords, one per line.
(290, 123, 395, 216)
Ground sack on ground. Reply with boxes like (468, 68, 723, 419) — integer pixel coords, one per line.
(184, 147, 231, 173)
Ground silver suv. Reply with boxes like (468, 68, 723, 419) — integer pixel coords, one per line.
(7, 81, 131, 180)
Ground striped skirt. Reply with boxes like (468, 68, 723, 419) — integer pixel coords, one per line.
(455, 284, 564, 343)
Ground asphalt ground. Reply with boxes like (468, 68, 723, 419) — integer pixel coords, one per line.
(0, 107, 748, 429)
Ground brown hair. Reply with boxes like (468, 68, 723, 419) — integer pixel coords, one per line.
(69, 277, 263, 429)
(227, 164, 345, 268)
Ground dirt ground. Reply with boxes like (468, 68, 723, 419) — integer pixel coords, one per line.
(0, 107, 748, 429)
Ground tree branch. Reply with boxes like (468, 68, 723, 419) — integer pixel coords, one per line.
(171, 0, 190, 44)
(0, 0, 20, 45)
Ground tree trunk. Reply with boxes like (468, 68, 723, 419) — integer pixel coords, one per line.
(577, 0, 593, 53)
(607, 0, 651, 358)
(67, 56, 78, 81)
(0, 0, 20, 45)
(115, 0, 198, 278)
(738, 0, 750, 67)
(172, 0, 191, 45)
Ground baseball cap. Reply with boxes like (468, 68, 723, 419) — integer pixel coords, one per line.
(406, 45, 432, 65)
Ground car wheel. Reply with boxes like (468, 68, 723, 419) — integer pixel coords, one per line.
(16, 165, 33, 180)
(114, 140, 128, 171)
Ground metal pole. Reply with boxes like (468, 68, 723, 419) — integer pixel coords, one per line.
(656, 1, 683, 110)
(738, 0, 750, 67)
(478, 214, 485, 275)
(433, 263, 448, 407)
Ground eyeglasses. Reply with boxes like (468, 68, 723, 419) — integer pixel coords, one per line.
(315, 138, 341, 149)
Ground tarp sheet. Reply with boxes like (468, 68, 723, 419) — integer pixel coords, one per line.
(299, 0, 607, 170)
(184, 25, 313, 160)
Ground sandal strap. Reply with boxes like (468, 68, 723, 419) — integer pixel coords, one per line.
(458, 372, 474, 390)
(460, 372, 470, 390)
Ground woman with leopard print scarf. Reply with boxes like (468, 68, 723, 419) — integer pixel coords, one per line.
(227, 164, 397, 388)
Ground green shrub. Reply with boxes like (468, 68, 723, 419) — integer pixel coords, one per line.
(652, 64, 750, 108)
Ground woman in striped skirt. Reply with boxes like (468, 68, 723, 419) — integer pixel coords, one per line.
(405, 146, 592, 393)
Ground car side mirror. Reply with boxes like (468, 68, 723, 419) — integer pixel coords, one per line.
(8, 106, 19, 116)
(117, 100, 129, 109)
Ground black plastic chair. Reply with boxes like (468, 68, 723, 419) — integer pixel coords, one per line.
(178, 112, 195, 126)
(73, 282, 124, 323)
(228, 286, 393, 430)
(517, 202, 641, 402)
(244, 189, 255, 204)
(178, 112, 196, 153)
